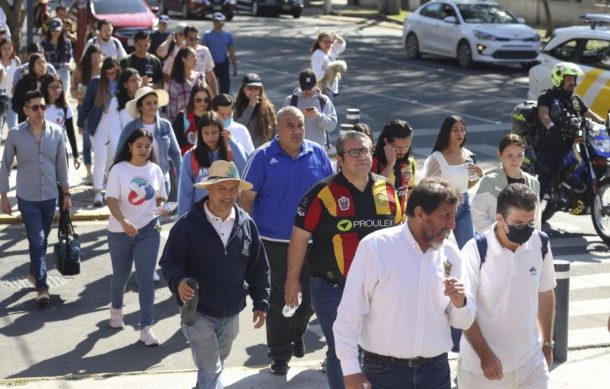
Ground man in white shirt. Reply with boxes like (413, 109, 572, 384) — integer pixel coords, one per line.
(184, 25, 218, 96)
(334, 177, 475, 389)
(212, 93, 254, 154)
(458, 183, 556, 389)
(82, 19, 127, 60)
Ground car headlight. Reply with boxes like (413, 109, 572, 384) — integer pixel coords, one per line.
(473, 30, 496, 41)
(532, 33, 541, 42)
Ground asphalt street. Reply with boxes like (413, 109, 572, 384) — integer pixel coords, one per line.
(0, 8, 609, 386)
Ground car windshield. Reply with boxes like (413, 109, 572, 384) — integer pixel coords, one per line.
(457, 4, 518, 24)
(92, 0, 149, 14)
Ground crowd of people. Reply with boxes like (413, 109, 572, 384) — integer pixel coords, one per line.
(0, 11, 574, 389)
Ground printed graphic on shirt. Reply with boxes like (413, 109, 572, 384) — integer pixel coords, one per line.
(128, 177, 155, 205)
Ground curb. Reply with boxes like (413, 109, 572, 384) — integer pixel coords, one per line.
(0, 210, 110, 225)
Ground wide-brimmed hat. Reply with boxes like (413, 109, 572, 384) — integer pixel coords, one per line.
(126, 86, 169, 118)
(193, 160, 253, 190)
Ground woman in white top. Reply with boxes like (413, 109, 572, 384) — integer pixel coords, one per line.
(0, 38, 19, 138)
(423, 114, 483, 249)
(310, 32, 346, 99)
(106, 67, 142, 162)
(106, 128, 170, 346)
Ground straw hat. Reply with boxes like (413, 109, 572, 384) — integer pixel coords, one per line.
(126, 86, 169, 119)
(193, 160, 253, 190)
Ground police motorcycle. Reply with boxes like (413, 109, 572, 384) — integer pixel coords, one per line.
(512, 98, 610, 244)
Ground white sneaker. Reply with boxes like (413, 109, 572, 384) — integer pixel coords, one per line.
(153, 270, 161, 282)
(109, 307, 125, 329)
(140, 326, 160, 346)
(93, 193, 104, 207)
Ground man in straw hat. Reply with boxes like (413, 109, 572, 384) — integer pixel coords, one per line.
(160, 160, 270, 389)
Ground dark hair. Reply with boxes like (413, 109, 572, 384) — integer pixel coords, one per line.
(496, 183, 537, 217)
(336, 131, 372, 156)
(183, 25, 198, 36)
(78, 43, 102, 85)
(27, 43, 44, 55)
(212, 93, 233, 110)
(24, 90, 44, 105)
(170, 47, 193, 84)
(136, 92, 159, 112)
(27, 53, 47, 85)
(406, 177, 463, 218)
(351, 122, 374, 144)
(117, 68, 140, 110)
(134, 30, 149, 42)
(499, 133, 526, 153)
(185, 82, 212, 113)
(0, 38, 16, 61)
(112, 128, 156, 168)
(234, 82, 276, 143)
(432, 115, 466, 152)
(372, 119, 413, 166)
(94, 56, 119, 107)
(55, 5, 66, 13)
(45, 25, 68, 63)
(97, 19, 111, 31)
(310, 32, 331, 53)
(193, 111, 229, 169)
(40, 73, 67, 108)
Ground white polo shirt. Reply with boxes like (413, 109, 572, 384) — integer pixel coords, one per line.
(333, 223, 476, 376)
(459, 224, 557, 374)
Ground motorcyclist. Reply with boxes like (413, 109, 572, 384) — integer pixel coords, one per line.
(536, 62, 604, 197)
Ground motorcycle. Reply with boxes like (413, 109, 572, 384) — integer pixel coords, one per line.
(512, 99, 610, 244)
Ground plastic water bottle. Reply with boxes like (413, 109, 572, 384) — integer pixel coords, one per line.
(282, 292, 302, 318)
(153, 202, 178, 217)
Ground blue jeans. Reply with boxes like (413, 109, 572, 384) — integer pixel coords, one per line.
(182, 313, 239, 389)
(81, 110, 92, 166)
(363, 353, 450, 389)
(107, 219, 160, 328)
(310, 277, 345, 389)
(17, 197, 57, 290)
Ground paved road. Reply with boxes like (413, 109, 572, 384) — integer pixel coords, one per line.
(0, 10, 609, 384)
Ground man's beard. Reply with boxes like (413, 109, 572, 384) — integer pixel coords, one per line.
(424, 228, 451, 250)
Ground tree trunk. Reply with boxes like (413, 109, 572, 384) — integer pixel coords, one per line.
(0, 0, 25, 54)
(541, 0, 553, 38)
(323, 0, 332, 15)
(378, 0, 401, 15)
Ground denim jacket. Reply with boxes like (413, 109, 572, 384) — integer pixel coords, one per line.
(77, 77, 117, 136)
(118, 116, 182, 179)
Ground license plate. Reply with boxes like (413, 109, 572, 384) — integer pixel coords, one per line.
(128, 38, 134, 47)
(213, 5, 221, 10)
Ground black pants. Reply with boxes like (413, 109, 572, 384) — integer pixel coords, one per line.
(214, 60, 230, 95)
(537, 144, 570, 198)
(263, 239, 313, 362)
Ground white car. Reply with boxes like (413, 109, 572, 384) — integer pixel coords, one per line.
(402, 0, 541, 68)
(528, 14, 610, 117)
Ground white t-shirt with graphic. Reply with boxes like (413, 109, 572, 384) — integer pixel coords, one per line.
(106, 161, 167, 233)
(45, 104, 73, 128)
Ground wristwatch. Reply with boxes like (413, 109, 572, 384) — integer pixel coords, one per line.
(542, 341, 554, 348)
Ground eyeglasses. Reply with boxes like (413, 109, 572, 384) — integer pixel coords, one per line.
(27, 104, 47, 111)
(342, 148, 372, 158)
(504, 218, 536, 230)
(194, 97, 210, 104)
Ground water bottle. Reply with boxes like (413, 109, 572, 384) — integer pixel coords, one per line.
(282, 292, 302, 318)
(153, 202, 178, 217)
(467, 153, 478, 181)
(181, 278, 199, 327)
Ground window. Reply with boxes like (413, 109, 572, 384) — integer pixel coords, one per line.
(92, 0, 149, 15)
(549, 39, 579, 61)
(440, 4, 457, 20)
(456, 4, 518, 24)
(420, 3, 442, 20)
(580, 39, 610, 70)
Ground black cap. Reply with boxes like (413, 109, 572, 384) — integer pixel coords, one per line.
(299, 69, 317, 91)
(48, 18, 63, 32)
(242, 73, 262, 87)
(27, 43, 44, 55)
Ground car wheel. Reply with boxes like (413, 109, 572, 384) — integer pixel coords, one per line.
(405, 33, 420, 59)
(457, 40, 473, 68)
(293, 9, 302, 18)
(181, 1, 189, 19)
(251, 1, 261, 16)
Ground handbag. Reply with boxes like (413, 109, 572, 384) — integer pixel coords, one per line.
(54, 208, 81, 276)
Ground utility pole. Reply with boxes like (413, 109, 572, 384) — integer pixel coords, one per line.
(26, 0, 33, 46)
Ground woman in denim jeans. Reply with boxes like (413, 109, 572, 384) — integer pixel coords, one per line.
(106, 128, 171, 346)
(422, 114, 483, 353)
(118, 86, 182, 197)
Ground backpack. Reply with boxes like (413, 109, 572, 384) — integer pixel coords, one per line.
(474, 231, 549, 270)
(290, 93, 326, 112)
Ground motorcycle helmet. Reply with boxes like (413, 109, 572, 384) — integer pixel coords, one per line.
(551, 62, 584, 88)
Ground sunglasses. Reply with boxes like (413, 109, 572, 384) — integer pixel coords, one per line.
(194, 97, 210, 104)
(28, 104, 47, 111)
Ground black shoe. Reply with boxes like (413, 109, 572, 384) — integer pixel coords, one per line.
(181, 278, 199, 327)
(270, 359, 289, 375)
(292, 340, 305, 358)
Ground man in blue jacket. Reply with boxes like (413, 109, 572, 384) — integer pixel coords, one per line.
(160, 160, 270, 389)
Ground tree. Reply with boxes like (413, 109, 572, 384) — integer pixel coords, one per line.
(378, 0, 401, 15)
(0, 0, 26, 53)
(541, 0, 553, 38)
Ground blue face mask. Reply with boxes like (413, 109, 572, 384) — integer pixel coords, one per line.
(223, 117, 232, 128)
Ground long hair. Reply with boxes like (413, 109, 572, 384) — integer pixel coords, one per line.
(116, 67, 140, 110)
(0, 38, 17, 61)
(170, 47, 192, 84)
(27, 53, 47, 86)
(94, 56, 119, 108)
(185, 82, 212, 114)
(372, 119, 414, 166)
(40, 73, 67, 109)
(234, 83, 276, 143)
(431, 115, 466, 153)
(112, 128, 156, 168)
(45, 29, 68, 63)
(78, 43, 102, 85)
(193, 111, 228, 169)
(310, 32, 331, 53)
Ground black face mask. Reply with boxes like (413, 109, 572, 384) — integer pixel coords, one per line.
(505, 221, 534, 245)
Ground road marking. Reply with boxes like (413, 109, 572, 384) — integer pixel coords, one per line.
(568, 326, 610, 348)
(570, 273, 610, 290)
(570, 298, 610, 317)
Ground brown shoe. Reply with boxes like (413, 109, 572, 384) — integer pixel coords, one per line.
(36, 289, 50, 305)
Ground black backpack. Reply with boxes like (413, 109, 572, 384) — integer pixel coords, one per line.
(290, 93, 326, 111)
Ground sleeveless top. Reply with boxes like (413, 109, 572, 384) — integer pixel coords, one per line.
(429, 150, 474, 193)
